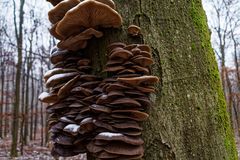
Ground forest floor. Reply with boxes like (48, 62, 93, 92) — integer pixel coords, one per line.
(0, 137, 86, 160)
(0, 136, 240, 159)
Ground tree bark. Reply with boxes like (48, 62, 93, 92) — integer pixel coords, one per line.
(83, 0, 237, 159)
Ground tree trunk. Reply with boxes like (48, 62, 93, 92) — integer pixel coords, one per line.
(83, 0, 237, 159)
(0, 62, 5, 138)
(11, 0, 25, 157)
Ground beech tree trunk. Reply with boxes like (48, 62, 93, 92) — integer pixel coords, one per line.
(84, 0, 237, 159)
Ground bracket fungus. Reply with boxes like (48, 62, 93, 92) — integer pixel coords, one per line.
(128, 24, 141, 36)
(42, 0, 159, 159)
(48, 0, 80, 24)
(47, 0, 64, 6)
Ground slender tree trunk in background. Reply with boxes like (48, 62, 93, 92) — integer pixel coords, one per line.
(23, 57, 30, 145)
(19, 63, 25, 154)
(30, 68, 35, 141)
(34, 78, 40, 140)
(226, 71, 234, 128)
(0, 64, 5, 138)
(40, 60, 44, 146)
(231, 30, 240, 135)
(4, 64, 10, 137)
(83, 0, 237, 159)
(20, 57, 27, 154)
(11, 0, 25, 157)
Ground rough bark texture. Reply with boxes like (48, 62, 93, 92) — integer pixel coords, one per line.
(83, 0, 237, 159)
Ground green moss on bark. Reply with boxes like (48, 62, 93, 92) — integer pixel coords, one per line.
(189, 1, 237, 159)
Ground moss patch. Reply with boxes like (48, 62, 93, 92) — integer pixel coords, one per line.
(189, 1, 237, 159)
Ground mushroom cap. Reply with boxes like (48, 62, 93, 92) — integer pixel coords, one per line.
(44, 68, 77, 82)
(93, 119, 116, 131)
(128, 24, 141, 36)
(104, 66, 125, 72)
(81, 81, 101, 89)
(106, 82, 132, 92)
(57, 28, 103, 51)
(53, 134, 74, 145)
(77, 59, 91, 66)
(39, 92, 59, 103)
(94, 0, 116, 9)
(97, 151, 119, 159)
(47, 102, 67, 110)
(111, 110, 149, 121)
(90, 104, 112, 113)
(47, 0, 64, 6)
(58, 75, 80, 98)
(109, 48, 133, 60)
(110, 98, 141, 107)
(49, 22, 64, 40)
(117, 76, 159, 86)
(87, 141, 103, 153)
(134, 97, 151, 107)
(48, 0, 80, 24)
(79, 117, 95, 134)
(107, 42, 126, 51)
(50, 47, 68, 64)
(46, 72, 79, 88)
(59, 116, 75, 123)
(138, 44, 151, 52)
(136, 85, 156, 93)
(71, 86, 92, 96)
(104, 142, 144, 156)
(63, 124, 80, 135)
(56, 0, 122, 38)
(131, 65, 150, 74)
(112, 121, 142, 130)
(132, 56, 153, 67)
(96, 132, 144, 145)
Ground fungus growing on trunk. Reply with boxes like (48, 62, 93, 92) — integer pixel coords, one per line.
(48, 0, 80, 24)
(47, 0, 64, 6)
(128, 24, 141, 36)
(42, 0, 159, 159)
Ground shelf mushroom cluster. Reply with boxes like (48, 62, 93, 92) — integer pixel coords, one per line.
(42, 0, 159, 159)
(39, 47, 103, 157)
(85, 42, 159, 159)
(47, 0, 122, 51)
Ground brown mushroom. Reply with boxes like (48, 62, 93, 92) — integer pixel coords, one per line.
(132, 56, 154, 67)
(110, 98, 141, 107)
(58, 75, 80, 98)
(63, 124, 80, 135)
(39, 92, 59, 103)
(94, 0, 116, 9)
(96, 132, 144, 145)
(107, 42, 126, 51)
(111, 110, 149, 121)
(56, 0, 122, 38)
(54, 134, 74, 145)
(109, 48, 133, 60)
(90, 104, 112, 114)
(48, 0, 80, 24)
(128, 25, 141, 36)
(47, 0, 64, 6)
(49, 22, 64, 40)
(117, 76, 159, 86)
(86, 141, 103, 153)
(79, 117, 95, 134)
(44, 68, 77, 82)
(46, 72, 79, 88)
(104, 142, 144, 156)
(57, 28, 103, 51)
